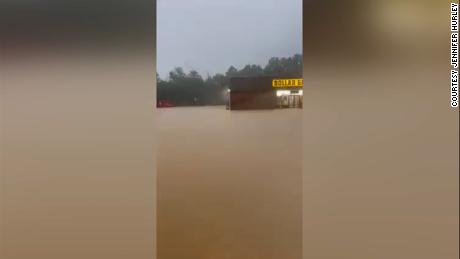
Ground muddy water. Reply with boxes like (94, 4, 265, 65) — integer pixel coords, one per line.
(157, 107, 302, 259)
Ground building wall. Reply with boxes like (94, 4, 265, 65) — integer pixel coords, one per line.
(229, 91, 277, 110)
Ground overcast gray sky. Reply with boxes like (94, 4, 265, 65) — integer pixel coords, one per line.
(157, 0, 302, 79)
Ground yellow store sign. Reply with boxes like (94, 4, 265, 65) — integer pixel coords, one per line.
(272, 78, 303, 88)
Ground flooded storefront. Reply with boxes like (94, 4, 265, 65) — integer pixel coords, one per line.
(276, 89, 303, 108)
(227, 77, 303, 110)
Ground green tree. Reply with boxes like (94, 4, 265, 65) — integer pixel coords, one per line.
(169, 67, 186, 81)
(225, 66, 238, 77)
(188, 70, 202, 79)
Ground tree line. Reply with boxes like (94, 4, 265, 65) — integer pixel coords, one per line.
(157, 53, 302, 106)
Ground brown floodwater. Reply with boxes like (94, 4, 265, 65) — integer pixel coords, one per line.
(157, 107, 302, 259)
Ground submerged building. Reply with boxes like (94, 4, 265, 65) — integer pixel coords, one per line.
(227, 76, 303, 110)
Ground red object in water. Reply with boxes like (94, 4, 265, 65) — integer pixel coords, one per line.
(157, 100, 174, 108)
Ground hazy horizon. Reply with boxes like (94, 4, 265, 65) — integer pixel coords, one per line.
(157, 0, 302, 79)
